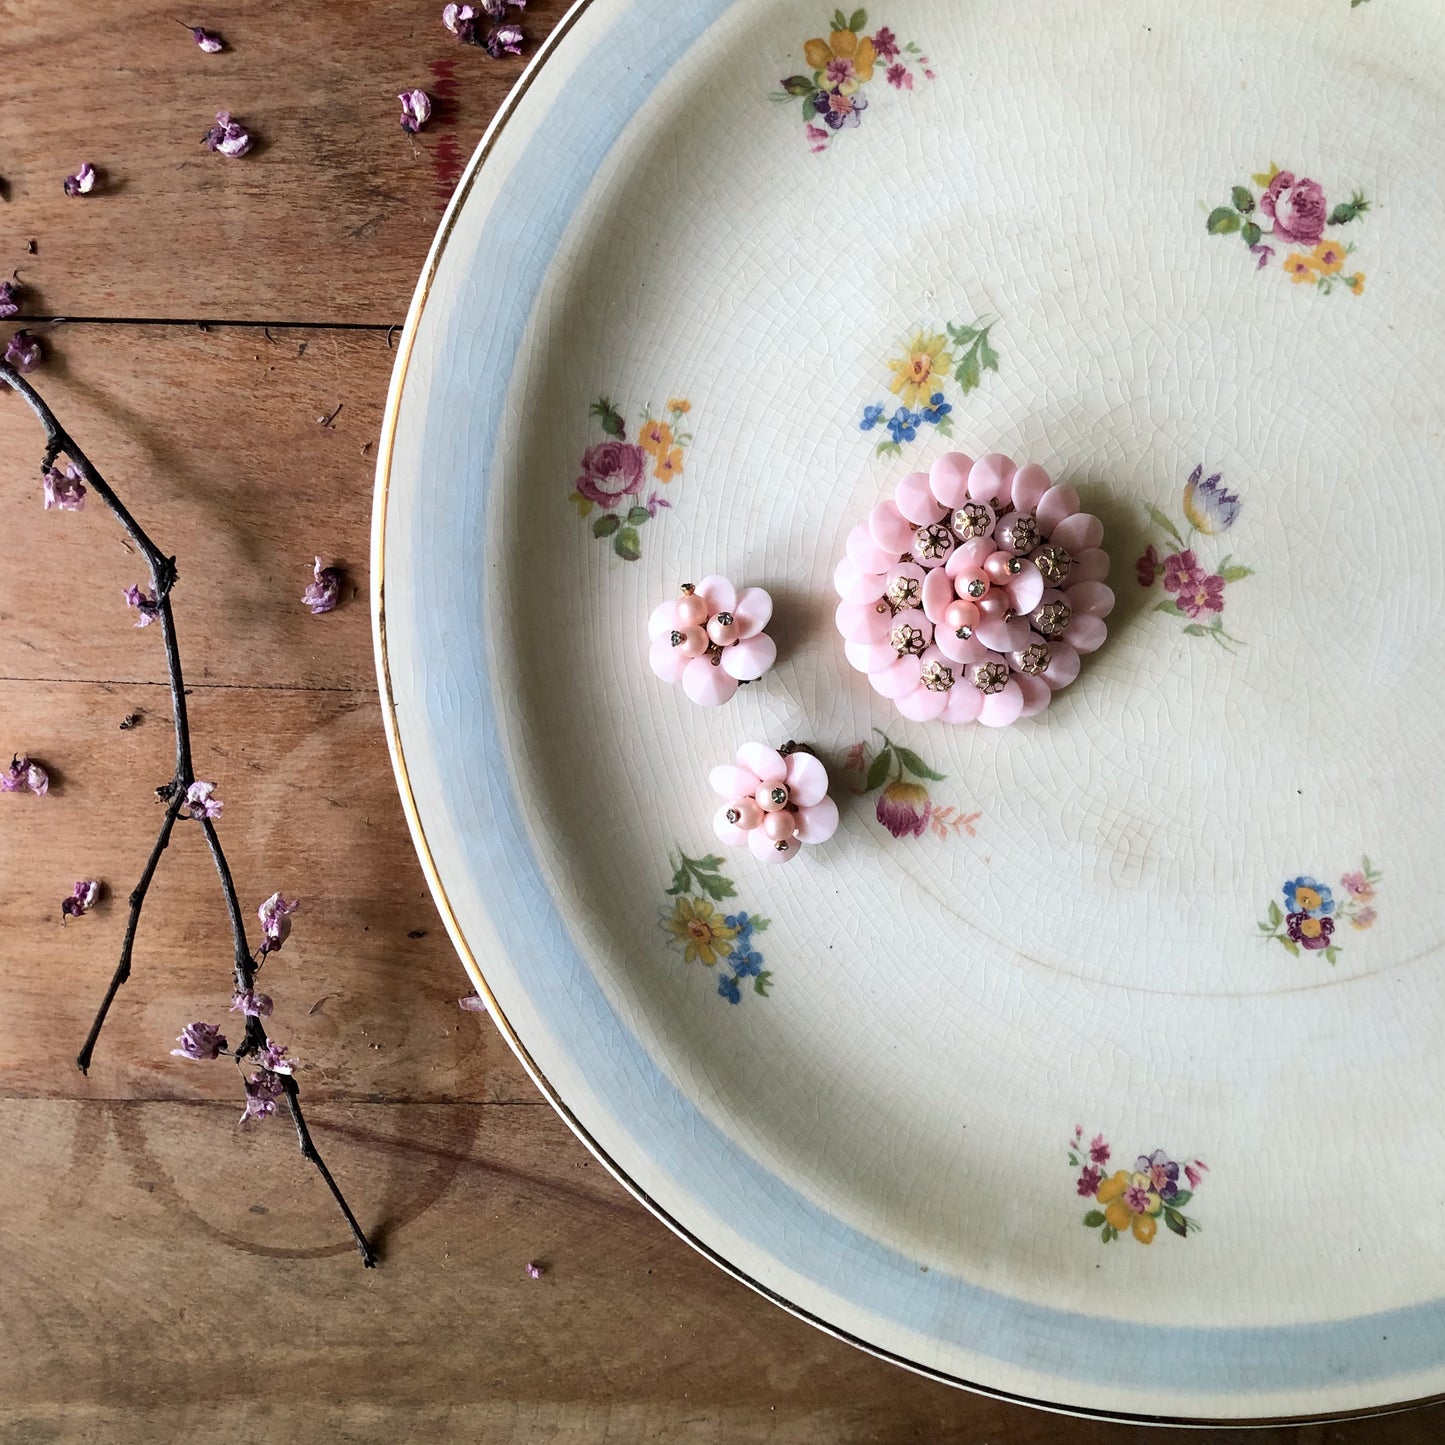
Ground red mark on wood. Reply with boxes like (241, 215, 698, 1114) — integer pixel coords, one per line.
(428, 57, 466, 211)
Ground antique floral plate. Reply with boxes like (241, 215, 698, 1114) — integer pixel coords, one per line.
(373, 0, 1445, 1421)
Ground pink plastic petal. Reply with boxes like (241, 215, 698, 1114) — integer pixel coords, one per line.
(723, 632, 777, 680)
(648, 599, 681, 640)
(969, 453, 1015, 506)
(928, 452, 974, 508)
(945, 536, 995, 578)
(695, 575, 736, 614)
(1063, 613, 1108, 654)
(1070, 548, 1111, 584)
(976, 614, 1031, 653)
(1036, 485, 1081, 536)
(1043, 641, 1081, 690)
(1010, 462, 1051, 513)
(1015, 671, 1052, 717)
(885, 561, 928, 605)
(734, 587, 773, 638)
(795, 794, 839, 844)
(891, 606, 933, 648)
(934, 625, 990, 664)
(871, 655, 923, 699)
(785, 752, 829, 807)
(869, 500, 917, 554)
(834, 556, 885, 603)
(895, 683, 949, 721)
(978, 679, 1025, 728)
(649, 634, 690, 683)
(710, 764, 760, 800)
(1051, 512, 1104, 554)
(737, 742, 787, 783)
(943, 683, 985, 723)
(921, 566, 956, 624)
(1065, 581, 1115, 618)
(749, 826, 798, 863)
(895, 471, 942, 525)
(847, 523, 899, 575)
(683, 657, 739, 706)
(845, 639, 896, 674)
(837, 599, 891, 645)
(1006, 561, 1044, 614)
(713, 805, 749, 847)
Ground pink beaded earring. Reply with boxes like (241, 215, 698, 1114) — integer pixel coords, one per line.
(648, 576, 776, 706)
(834, 452, 1113, 726)
(709, 742, 838, 863)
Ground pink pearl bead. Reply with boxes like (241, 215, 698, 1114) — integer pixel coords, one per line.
(954, 566, 990, 601)
(756, 782, 791, 813)
(763, 810, 795, 842)
(983, 550, 1022, 585)
(671, 626, 708, 658)
(943, 598, 979, 632)
(677, 592, 709, 627)
(729, 797, 763, 831)
(706, 613, 741, 647)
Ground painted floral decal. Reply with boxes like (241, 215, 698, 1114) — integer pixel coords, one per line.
(1207, 164, 1368, 295)
(773, 9, 934, 155)
(661, 851, 773, 1005)
(1136, 464, 1252, 651)
(570, 397, 691, 561)
(1259, 856, 1381, 964)
(1069, 1127, 1207, 1245)
(858, 322, 1000, 456)
(845, 731, 980, 840)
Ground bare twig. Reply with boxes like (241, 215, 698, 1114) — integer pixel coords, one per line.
(1, 358, 375, 1268)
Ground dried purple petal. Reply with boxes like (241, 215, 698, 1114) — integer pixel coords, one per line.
(25, 758, 49, 795)
(181, 23, 225, 52)
(258, 891, 300, 953)
(3, 754, 48, 795)
(240, 1069, 284, 1121)
(203, 111, 252, 158)
(485, 22, 525, 56)
(42, 460, 86, 511)
(124, 582, 160, 627)
(184, 779, 223, 819)
(230, 988, 274, 1018)
(0, 277, 19, 320)
(399, 88, 433, 135)
(172, 1020, 227, 1060)
(458, 994, 489, 1013)
(257, 1040, 294, 1075)
(525, 1260, 545, 1279)
(478, 0, 509, 14)
(302, 556, 342, 614)
(5, 329, 41, 373)
(61, 878, 102, 919)
(443, 3, 479, 40)
(63, 162, 96, 197)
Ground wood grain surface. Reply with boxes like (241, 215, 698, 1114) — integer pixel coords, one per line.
(0, 3, 1439, 1441)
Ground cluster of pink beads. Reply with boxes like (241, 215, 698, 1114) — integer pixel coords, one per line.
(834, 452, 1114, 727)
(710, 743, 838, 864)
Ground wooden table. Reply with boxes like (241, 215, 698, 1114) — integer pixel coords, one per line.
(0, 4, 1435, 1440)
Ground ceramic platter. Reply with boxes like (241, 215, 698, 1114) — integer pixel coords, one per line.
(374, 0, 1445, 1420)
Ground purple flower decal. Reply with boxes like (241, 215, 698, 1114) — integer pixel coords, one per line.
(240, 1069, 285, 1121)
(814, 86, 867, 130)
(0, 276, 19, 319)
(1136, 544, 1158, 588)
(1088, 1133, 1110, 1165)
(1175, 571, 1226, 619)
(1250, 242, 1275, 270)
(872, 26, 899, 59)
(1161, 548, 1202, 595)
(485, 22, 524, 56)
(574, 439, 646, 510)
(63, 162, 97, 197)
(230, 989, 274, 1018)
(825, 57, 856, 86)
(1182, 464, 1241, 535)
(1185, 1161, 1206, 1190)
(1136, 1148, 1180, 1200)
(875, 780, 931, 838)
(180, 23, 225, 51)
(399, 89, 432, 134)
(61, 878, 101, 920)
(184, 780, 223, 819)
(1076, 1164, 1102, 1196)
(885, 63, 913, 90)
(43, 461, 86, 511)
(5, 329, 42, 373)
(172, 1021, 227, 1060)
(302, 556, 342, 614)
(203, 111, 252, 157)
(1123, 1183, 1151, 1214)
(258, 890, 300, 954)
(1287, 911, 1335, 951)
(124, 582, 161, 627)
(1261, 171, 1328, 247)
(3, 754, 48, 795)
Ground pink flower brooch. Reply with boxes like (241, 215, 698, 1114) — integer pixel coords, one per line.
(834, 452, 1113, 726)
(648, 577, 775, 706)
(710, 743, 838, 863)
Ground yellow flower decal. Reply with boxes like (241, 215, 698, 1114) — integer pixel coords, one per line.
(1283, 253, 1317, 284)
(639, 418, 673, 456)
(803, 29, 876, 88)
(666, 397, 691, 414)
(1308, 240, 1345, 275)
(653, 445, 684, 482)
(1070, 1129, 1205, 1245)
(886, 331, 954, 408)
(1349, 273, 1365, 295)
(661, 896, 736, 967)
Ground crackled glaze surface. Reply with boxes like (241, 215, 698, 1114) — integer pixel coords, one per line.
(375, 0, 1445, 1419)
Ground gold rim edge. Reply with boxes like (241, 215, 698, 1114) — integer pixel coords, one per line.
(365, 0, 1439, 1424)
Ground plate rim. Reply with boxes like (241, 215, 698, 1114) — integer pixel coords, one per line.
(370, 0, 1445, 1424)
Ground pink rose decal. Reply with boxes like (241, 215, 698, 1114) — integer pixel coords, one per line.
(574, 439, 646, 510)
(1260, 170, 1328, 246)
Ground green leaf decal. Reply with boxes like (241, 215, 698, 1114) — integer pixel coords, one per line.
(895, 746, 946, 781)
(1082, 1210, 1106, 1228)
(1144, 503, 1186, 548)
(612, 527, 641, 561)
(754, 970, 773, 997)
(1164, 1209, 1188, 1238)
(1219, 564, 1253, 581)
(781, 74, 816, 95)
(625, 505, 651, 526)
(1231, 185, 1256, 213)
(589, 397, 626, 438)
(1241, 220, 1262, 248)
(863, 748, 893, 793)
(1207, 207, 1242, 234)
(849, 8, 868, 32)
(1268, 899, 1283, 926)
(592, 514, 621, 538)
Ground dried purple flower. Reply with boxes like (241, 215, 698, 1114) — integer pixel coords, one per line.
(123, 582, 160, 627)
(399, 89, 433, 135)
(63, 162, 97, 197)
(180, 22, 225, 52)
(257, 1040, 295, 1075)
(479, 0, 509, 13)
(3, 754, 48, 795)
(230, 988, 273, 1018)
(0, 277, 19, 320)
(443, 3, 479, 40)
(458, 995, 489, 1013)
(203, 112, 252, 158)
(485, 22, 525, 56)
(525, 1261, 545, 1279)
(240, 1069, 284, 1121)
(5, 329, 41, 373)
(172, 1020, 227, 1060)
(42, 460, 86, 511)
(184, 779, 223, 819)
(258, 891, 300, 953)
(61, 878, 102, 920)
(302, 556, 342, 614)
